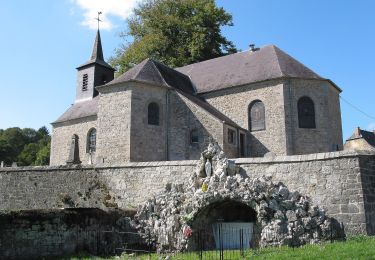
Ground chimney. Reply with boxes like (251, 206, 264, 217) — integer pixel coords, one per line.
(354, 127, 362, 138)
(249, 44, 260, 52)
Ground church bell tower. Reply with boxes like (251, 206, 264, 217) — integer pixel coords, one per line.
(75, 29, 115, 102)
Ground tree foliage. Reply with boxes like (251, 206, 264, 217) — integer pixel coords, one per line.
(0, 127, 50, 166)
(110, 0, 237, 74)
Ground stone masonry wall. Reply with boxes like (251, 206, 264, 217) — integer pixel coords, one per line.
(222, 124, 239, 158)
(0, 209, 136, 259)
(96, 85, 132, 164)
(0, 161, 195, 210)
(130, 83, 167, 161)
(236, 150, 375, 235)
(345, 138, 375, 152)
(50, 116, 97, 166)
(168, 91, 225, 160)
(359, 155, 375, 234)
(202, 79, 287, 157)
(1, 151, 374, 235)
(283, 79, 343, 155)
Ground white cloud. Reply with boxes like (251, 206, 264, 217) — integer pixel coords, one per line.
(71, 0, 141, 30)
(367, 122, 375, 131)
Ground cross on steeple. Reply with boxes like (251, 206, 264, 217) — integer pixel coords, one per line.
(95, 11, 102, 30)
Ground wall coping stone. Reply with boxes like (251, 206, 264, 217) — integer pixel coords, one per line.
(1, 150, 374, 173)
(0, 160, 198, 173)
(235, 150, 375, 164)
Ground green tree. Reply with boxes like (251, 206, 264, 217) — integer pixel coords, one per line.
(35, 140, 50, 166)
(0, 127, 25, 163)
(17, 143, 40, 166)
(22, 128, 40, 144)
(0, 126, 51, 166)
(111, 0, 237, 74)
(0, 139, 13, 165)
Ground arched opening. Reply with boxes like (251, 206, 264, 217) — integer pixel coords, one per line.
(298, 96, 316, 128)
(87, 128, 96, 153)
(248, 100, 265, 131)
(190, 200, 257, 250)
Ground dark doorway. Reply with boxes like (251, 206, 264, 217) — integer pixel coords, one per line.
(190, 200, 257, 251)
(239, 133, 245, 157)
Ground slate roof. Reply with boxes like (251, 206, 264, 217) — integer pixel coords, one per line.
(176, 45, 328, 93)
(77, 30, 114, 71)
(175, 90, 242, 129)
(347, 127, 375, 147)
(56, 44, 338, 124)
(103, 58, 195, 94)
(52, 97, 98, 124)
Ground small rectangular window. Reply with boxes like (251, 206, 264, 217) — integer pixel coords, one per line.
(190, 129, 199, 143)
(228, 129, 236, 145)
(82, 74, 88, 91)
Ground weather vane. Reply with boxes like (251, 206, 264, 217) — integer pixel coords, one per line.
(95, 11, 102, 30)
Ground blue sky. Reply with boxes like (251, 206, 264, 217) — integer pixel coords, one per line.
(1, 0, 374, 141)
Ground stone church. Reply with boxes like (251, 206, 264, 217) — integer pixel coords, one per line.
(50, 30, 343, 166)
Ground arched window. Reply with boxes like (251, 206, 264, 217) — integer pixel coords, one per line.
(148, 102, 160, 125)
(298, 97, 316, 128)
(190, 129, 199, 143)
(248, 100, 265, 131)
(87, 128, 96, 153)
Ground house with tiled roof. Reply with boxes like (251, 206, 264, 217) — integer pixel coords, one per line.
(344, 127, 375, 151)
(50, 30, 343, 165)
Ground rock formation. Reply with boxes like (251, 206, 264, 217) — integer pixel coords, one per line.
(133, 142, 345, 252)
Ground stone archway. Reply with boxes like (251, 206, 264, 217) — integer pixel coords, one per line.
(190, 200, 258, 250)
(193, 200, 257, 227)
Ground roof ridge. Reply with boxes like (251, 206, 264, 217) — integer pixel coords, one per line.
(176, 45, 277, 71)
(132, 58, 150, 81)
(270, 45, 284, 77)
(149, 59, 169, 87)
(272, 45, 322, 78)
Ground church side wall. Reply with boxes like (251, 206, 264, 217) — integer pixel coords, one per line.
(130, 84, 167, 161)
(50, 117, 97, 166)
(327, 83, 344, 149)
(284, 79, 343, 155)
(168, 91, 225, 160)
(202, 80, 287, 157)
(96, 85, 132, 164)
(1, 151, 374, 235)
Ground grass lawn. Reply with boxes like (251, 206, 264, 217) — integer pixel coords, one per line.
(68, 235, 375, 260)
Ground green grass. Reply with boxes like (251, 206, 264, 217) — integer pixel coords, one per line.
(67, 235, 375, 260)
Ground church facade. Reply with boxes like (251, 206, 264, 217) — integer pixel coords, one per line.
(50, 30, 343, 166)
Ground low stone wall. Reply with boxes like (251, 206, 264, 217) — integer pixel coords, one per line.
(235, 150, 375, 235)
(0, 151, 374, 236)
(0, 161, 195, 210)
(0, 209, 137, 259)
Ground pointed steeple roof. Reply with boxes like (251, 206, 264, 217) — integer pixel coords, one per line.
(77, 30, 115, 71)
(91, 29, 104, 61)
